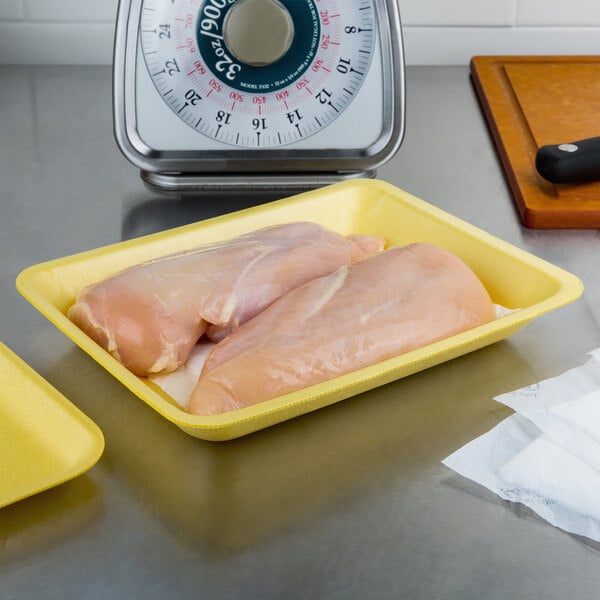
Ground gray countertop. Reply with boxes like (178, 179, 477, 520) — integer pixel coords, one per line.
(1, 65, 599, 599)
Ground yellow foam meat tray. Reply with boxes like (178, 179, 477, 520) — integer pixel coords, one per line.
(16, 179, 583, 441)
(0, 342, 104, 508)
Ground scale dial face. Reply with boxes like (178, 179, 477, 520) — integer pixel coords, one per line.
(114, 0, 404, 183)
(139, 0, 377, 149)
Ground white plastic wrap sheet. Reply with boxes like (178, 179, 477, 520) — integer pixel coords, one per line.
(443, 348, 600, 542)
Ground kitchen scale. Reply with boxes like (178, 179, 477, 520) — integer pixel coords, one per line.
(113, 0, 405, 191)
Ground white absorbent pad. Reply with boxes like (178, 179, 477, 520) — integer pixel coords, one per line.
(443, 348, 600, 542)
(149, 341, 215, 409)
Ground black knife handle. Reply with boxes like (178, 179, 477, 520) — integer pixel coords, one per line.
(535, 136, 600, 184)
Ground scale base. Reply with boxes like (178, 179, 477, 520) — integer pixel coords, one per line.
(140, 170, 376, 193)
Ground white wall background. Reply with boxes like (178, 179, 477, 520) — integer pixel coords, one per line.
(0, 0, 599, 65)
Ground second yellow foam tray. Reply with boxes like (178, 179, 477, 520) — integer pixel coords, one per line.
(0, 342, 104, 507)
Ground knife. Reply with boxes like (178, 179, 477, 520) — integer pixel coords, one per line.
(535, 136, 600, 184)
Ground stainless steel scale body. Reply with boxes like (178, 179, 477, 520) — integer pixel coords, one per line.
(113, 0, 405, 191)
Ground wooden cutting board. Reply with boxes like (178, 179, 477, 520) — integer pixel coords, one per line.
(470, 56, 600, 229)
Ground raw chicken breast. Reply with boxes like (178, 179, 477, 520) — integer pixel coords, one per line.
(187, 243, 495, 415)
(67, 222, 384, 376)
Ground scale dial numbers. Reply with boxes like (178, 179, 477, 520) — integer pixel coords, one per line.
(140, 0, 377, 148)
